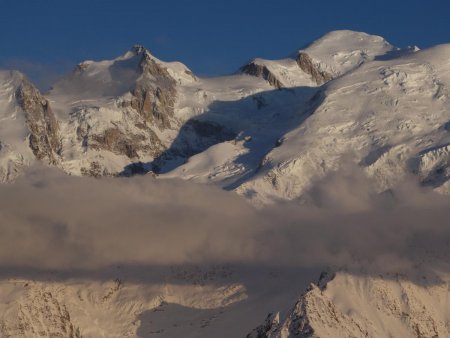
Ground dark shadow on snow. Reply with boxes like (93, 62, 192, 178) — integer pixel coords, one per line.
(120, 85, 323, 182)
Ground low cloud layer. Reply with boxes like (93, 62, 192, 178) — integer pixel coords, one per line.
(0, 166, 449, 276)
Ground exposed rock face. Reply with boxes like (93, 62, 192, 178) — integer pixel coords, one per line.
(247, 313, 280, 338)
(129, 47, 177, 129)
(54, 45, 179, 176)
(412, 144, 450, 188)
(241, 53, 333, 89)
(241, 62, 285, 89)
(296, 53, 333, 85)
(15, 80, 61, 164)
(0, 144, 28, 182)
(68, 104, 165, 175)
(89, 127, 160, 159)
(79, 161, 113, 178)
(0, 289, 78, 338)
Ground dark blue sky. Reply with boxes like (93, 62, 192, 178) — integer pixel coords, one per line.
(1, 0, 449, 88)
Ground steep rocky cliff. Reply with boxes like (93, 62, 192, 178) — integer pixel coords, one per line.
(0, 71, 61, 181)
(15, 79, 62, 164)
(296, 52, 333, 85)
(128, 45, 177, 129)
(46, 45, 183, 176)
(241, 61, 286, 89)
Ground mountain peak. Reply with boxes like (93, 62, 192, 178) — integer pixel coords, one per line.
(304, 30, 391, 48)
(116, 44, 155, 62)
(296, 30, 395, 77)
(131, 44, 150, 56)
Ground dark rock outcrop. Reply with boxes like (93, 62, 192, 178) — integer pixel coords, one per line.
(89, 127, 161, 159)
(247, 313, 280, 338)
(72, 106, 164, 161)
(296, 52, 333, 85)
(241, 62, 284, 89)
(15, 80, 61, 164)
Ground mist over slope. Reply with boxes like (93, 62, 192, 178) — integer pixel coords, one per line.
(0, 165, 448, 273)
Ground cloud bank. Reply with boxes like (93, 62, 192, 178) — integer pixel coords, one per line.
(0, 166, 449, 276)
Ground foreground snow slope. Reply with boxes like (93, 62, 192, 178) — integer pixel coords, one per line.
(249, 268, 450, 338)
(1, 263, 448, 338)
(0, 265, 323, 338)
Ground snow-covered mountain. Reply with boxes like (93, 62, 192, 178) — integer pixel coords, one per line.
(0, 30, 449, 337)
(0, 30, 409, 188)
(240, 30, 395, 88)
(1, 30, 447, 204)
(238, 43, 450, 204)
(3, 30, 447, 205)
